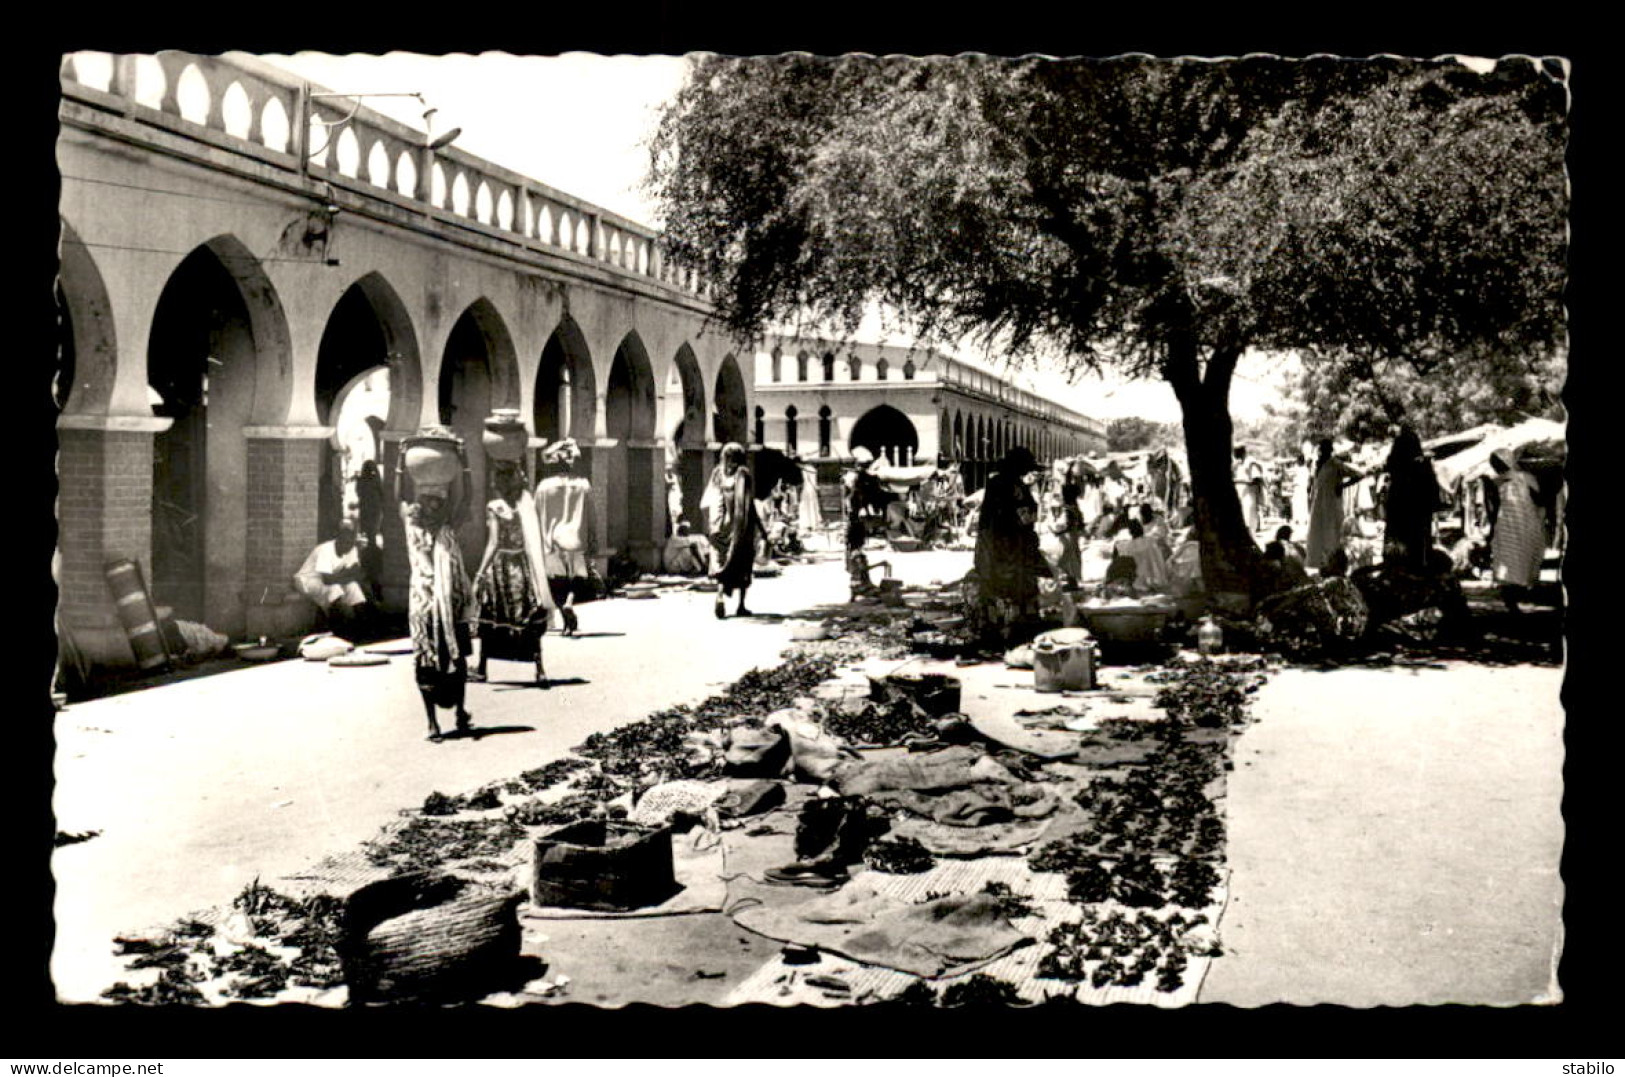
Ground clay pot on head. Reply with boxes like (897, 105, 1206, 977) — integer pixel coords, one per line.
(403, 433, 462, 487)
(483, 410, 528, 462)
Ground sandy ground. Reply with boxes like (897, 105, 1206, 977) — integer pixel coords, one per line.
(51, 545, 1566, 1008)
(1200, 661, 1565, 1006)
(48, 547, 966, 1003)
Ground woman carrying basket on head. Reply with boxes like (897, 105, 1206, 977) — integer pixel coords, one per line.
(470, 447, 556, 688)
(397, 428, 477, 741)
(535, 438, 599, 636)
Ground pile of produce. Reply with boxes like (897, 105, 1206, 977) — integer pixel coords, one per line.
(862, 835, 936, 874)
(1020, 657, 1265, 993)
(103, 880, 345, 1005)
(787, 615, 917, 663)
(365, 815, 530, 875)
(1146, 656, 1268, 728)
(817, 694, 940, 747)
(895, 973, 1029, 1008)
(420, 786, 504, 816)
(1036, 907, 1220, 992)
(575, 657, 836, 787)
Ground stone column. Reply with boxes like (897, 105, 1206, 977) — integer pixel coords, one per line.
(56, 415, 170, 668)
(587, 437, 615, 580)
(628, 438, 665, 571)
(242, 426, 332, 639)
(377, 431, 412, 613)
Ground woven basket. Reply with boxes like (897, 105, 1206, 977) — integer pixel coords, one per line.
(1082, 607, 1170, 643)
(531, 820, 677, 912)
(340, 872, 523, 1005)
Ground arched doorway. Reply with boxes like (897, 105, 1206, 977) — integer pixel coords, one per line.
(665, 343, 707, 534)
(713, 353, 748, 446)
(315, 273, 420, 611)
(316, 286, 391, 544)
(535, 314, 599, 480)
(850, 404, 919, 466)
(146, 238, 290, 635)
(606, 331, 657, 561)
(438, 299, 520, 559)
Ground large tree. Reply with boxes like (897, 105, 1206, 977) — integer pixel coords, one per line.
(650, 55, 1566, 596)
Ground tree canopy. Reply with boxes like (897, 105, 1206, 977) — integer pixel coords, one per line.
(650, 53, 1567, 592)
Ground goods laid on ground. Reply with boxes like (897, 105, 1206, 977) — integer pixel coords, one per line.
(102, 618, 1269, 1009)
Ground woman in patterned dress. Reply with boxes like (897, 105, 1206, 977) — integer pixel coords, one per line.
(471, 459, 556, 687)
(535, 439, 598, 635)
(396, 433, 476, 741)
(1490, 449, 1547, 613)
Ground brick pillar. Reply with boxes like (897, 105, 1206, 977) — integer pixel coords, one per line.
(56, 417, 168, 668)
(243, 427, 328, 639)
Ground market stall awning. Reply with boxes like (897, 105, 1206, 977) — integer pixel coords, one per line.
(1432, 418, 1566, 487)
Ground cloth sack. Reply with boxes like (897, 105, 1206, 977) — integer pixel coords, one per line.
(766, 709, 853, 783)
(832, 746, 1019, 797)
(723, 722, 792, 778)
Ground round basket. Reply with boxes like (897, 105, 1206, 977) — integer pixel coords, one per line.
(234, 642, 280, 662)
(340, 872, 523, 1005)
(788, 620, 830, 641)
(1082, 607, 1171, 643)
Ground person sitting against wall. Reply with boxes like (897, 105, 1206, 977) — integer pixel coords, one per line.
(294, 520, 374, 633)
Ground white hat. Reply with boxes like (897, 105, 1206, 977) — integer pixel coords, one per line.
(852, 447, 875, 465)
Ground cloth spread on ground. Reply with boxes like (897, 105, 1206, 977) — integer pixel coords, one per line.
(830, 745, 1060, 829)
(730, 873, 1033, 978)
(888, 813, 1055, 856)
(832, 746, 1018, 796)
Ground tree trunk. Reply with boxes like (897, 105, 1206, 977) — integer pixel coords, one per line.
(1166, 338, 1264, 602)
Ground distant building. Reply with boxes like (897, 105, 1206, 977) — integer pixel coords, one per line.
(751, 335, 1105, 492)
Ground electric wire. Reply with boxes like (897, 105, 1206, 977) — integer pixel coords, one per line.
(59, 236, 335, 267)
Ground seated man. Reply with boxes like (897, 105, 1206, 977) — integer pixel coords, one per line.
(294, 521, 372, 631)
(1261, 539, 1312, 596)
(1114, 520, 1170, 594)
(1274, 524, 1307, 564)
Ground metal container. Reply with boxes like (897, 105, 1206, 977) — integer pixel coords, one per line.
(1032, 627, 1097, 692)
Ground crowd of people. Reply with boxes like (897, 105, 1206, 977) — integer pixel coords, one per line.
(288, 417, 1556, 737)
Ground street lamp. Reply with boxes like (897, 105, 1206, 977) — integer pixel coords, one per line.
(298, 87, 462, 165)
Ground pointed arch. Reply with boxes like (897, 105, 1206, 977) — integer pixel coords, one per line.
(55, 219, 118, 415)
(713, 353, 749, 446)
(534, 313, 597, 444)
